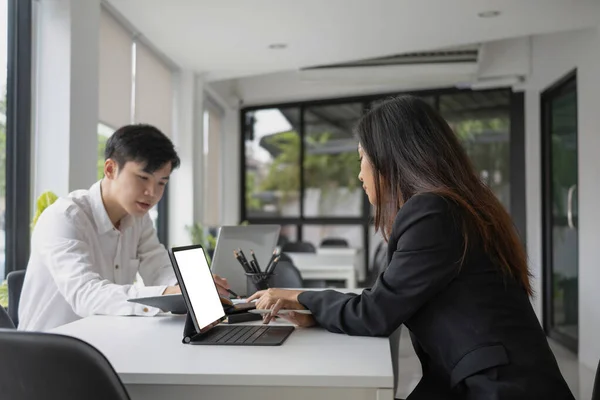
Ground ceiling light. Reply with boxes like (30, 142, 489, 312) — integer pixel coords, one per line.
(268, 43, 287, 50)
(478, 10, 501, 18)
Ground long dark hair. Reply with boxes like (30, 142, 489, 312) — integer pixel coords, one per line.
(356, 95, 531, 295)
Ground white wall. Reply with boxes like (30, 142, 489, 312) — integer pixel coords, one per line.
(169, 71, 201, 247)
(34, 0, 100, 198)
(523, 27, 600, 371)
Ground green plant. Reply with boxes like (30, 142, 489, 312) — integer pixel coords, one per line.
(0, 281, 8, 308)
(185, 222, 217, 262)
(258, 131, 360, 195)
(247, 131, 361, 215)
(31, 191, 58, 230)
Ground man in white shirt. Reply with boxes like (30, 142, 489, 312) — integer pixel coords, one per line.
(19, 124, 231, 331)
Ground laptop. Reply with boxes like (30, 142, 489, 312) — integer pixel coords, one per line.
(169, 244, 294, 346)
(210, 225, 281, 296)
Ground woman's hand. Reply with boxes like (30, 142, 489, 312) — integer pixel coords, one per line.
(278, 310, 316, 328)
(247, 288, 315, 327)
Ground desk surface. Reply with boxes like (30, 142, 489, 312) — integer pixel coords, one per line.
(52, 315, 394, 390)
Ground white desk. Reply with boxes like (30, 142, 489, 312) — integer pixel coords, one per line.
(52, 315, 394, 400)
(286, 249, 359, 288)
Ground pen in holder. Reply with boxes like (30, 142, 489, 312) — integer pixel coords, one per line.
(245, 271, 277, 295)
(233, 248, 280, 296)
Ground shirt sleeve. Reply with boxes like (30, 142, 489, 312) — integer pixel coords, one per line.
(298, 194, 463, 337)
(136, 214, 177, 287)
(37, 209, 166, 318)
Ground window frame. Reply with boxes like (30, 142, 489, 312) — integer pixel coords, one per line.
(4, 0, 33, 277)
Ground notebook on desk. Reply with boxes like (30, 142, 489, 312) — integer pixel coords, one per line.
(169, 244, 294, 346)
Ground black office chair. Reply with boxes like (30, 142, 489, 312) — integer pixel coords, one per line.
(277, 234, 290, 247)
(0, 306, 15, 329)
(592, 359, 600, 400)
(276, 252, 320, 287)
(320, 238, 349, 248)
(0, 329, 130, 400)
(318, 238, 352, 287)
(279, 246, 327, 288)
(281, 241, 316, 253)
(270, 260, 304, 289)
(7, 269, 26, 327)
(278, 252, 293, 263)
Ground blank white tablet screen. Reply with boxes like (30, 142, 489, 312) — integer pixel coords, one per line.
(173, 247, 224, 330)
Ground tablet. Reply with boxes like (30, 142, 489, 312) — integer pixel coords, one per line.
(248, 309, 312, 315)
(128, 294, 255, 315)
(128, 294, 187, 314)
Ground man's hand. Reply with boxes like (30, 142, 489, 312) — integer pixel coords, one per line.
(162, 285, 181, 295)
(213, 274, 233, 298)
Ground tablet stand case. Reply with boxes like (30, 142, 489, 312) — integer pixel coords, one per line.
(182, 308, 261, 344)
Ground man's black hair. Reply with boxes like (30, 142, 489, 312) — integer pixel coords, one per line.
(104, 124, 181, 173)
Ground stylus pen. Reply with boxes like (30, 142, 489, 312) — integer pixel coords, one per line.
(226, 288, 240, 298)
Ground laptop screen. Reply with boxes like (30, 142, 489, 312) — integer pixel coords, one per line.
(172, 246, 225, 331)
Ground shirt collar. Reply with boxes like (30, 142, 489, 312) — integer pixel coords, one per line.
(90, 180, 134, 235)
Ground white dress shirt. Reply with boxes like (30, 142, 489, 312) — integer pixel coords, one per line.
(18, 180, 177, 331)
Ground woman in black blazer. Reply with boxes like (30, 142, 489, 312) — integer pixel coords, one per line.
(248, 95, 574, 400)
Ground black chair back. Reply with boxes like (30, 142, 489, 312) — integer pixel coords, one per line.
(593, 359, 600, 400)
(0, 306, 15, 329)
(320, 238, 349, 248)
(278, 252, 293, 263)
(7, 270, 26, 327)
(277, 234, 290, 247)
(0, 329, 130, 400)
(281, 241, 316, 253)
(271, 261, 304, 289)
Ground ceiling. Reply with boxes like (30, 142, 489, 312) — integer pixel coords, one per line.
(107, 0, 600, 81)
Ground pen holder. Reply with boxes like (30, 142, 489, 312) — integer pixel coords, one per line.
(245, 272, 276, 295)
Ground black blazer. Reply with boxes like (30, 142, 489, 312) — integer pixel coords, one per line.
(298, 193, 574, 400)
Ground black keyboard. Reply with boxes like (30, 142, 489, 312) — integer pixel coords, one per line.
(198, 325, 270, 344)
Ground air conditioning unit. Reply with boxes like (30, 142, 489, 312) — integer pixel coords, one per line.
(298, 48, 479, 85)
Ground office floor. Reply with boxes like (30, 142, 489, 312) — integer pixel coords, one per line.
(394, 327, 596, 400)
